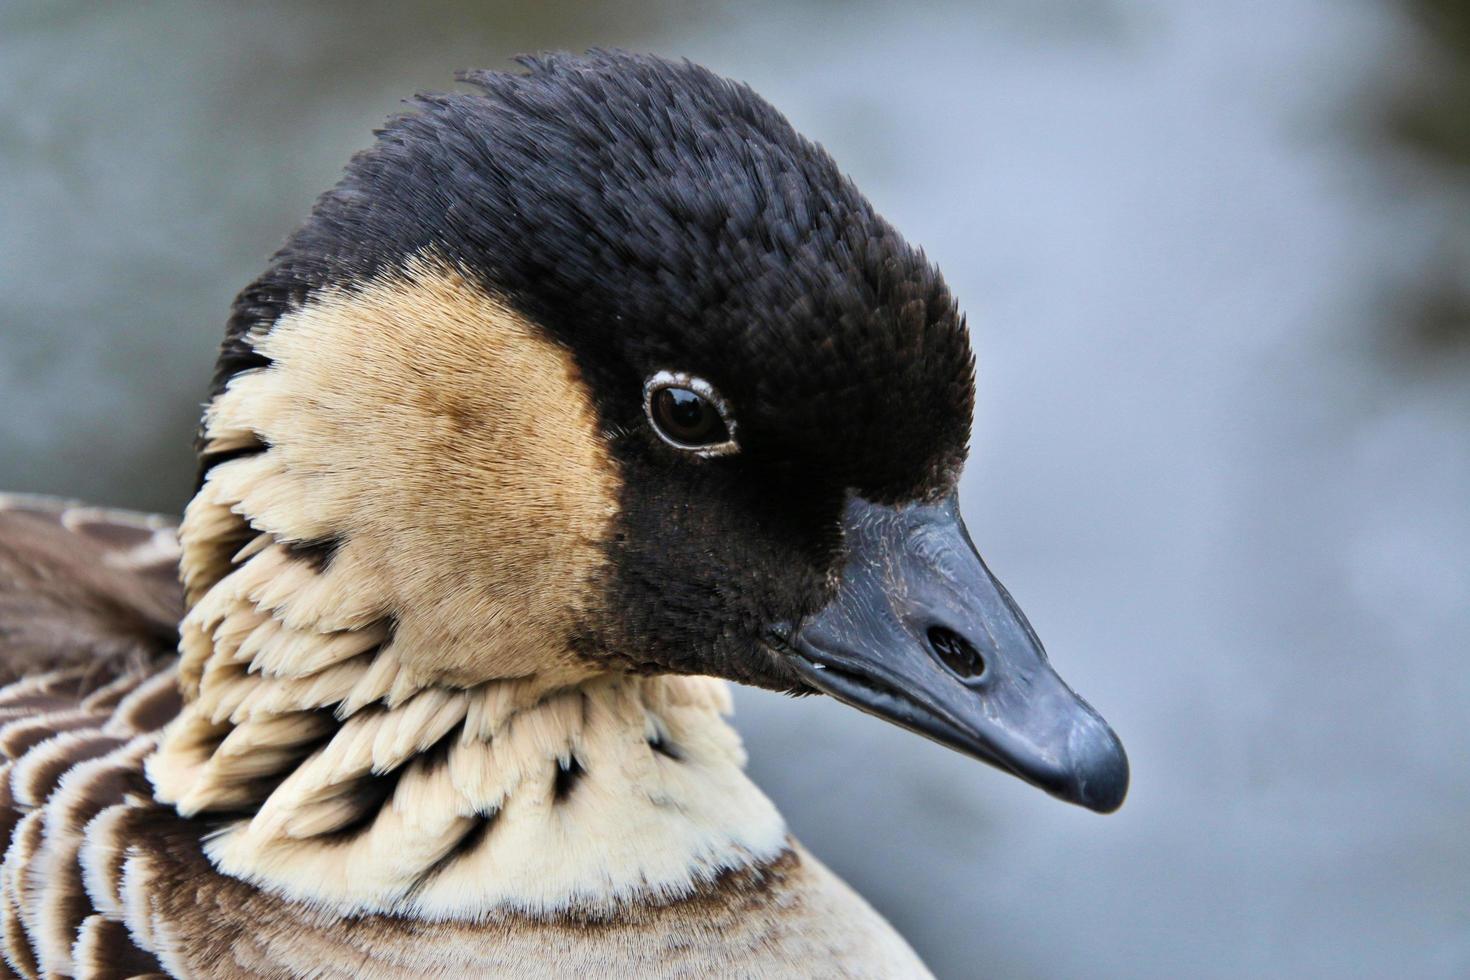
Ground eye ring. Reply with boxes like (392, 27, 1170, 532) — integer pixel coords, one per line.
(643, 371, 740, 457)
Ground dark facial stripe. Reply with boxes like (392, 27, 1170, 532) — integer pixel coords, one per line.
(552, 758, 585, 803)
(194, 439, 269, 492)
(282, 535, 345, 573)
(648, 734, 683, 762)
(410, 811, 499, 895)
(308, 770, 403, 843)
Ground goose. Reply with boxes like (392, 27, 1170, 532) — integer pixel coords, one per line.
(0, 51, 1128, 978)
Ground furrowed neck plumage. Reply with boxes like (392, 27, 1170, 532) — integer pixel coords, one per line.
(145, 257, 788, 918)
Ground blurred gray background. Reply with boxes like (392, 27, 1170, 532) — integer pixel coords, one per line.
(3, 1, 1468, 977)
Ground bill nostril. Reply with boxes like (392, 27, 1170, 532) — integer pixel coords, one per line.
(926, 626, 986, 679)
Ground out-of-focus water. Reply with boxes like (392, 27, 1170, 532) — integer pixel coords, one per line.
(2, 2, 1467, 977)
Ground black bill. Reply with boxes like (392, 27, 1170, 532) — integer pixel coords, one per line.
(784, 494, 1128, 813)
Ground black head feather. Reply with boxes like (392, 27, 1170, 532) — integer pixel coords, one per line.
(209, 50, 976, 689)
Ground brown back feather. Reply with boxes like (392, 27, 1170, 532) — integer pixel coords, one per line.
(0, 495, 182, 686)
(0, 495, 181, 977)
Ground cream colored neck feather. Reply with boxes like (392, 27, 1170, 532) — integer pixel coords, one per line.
(146, 258, 788, 918)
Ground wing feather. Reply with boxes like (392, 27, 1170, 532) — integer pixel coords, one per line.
(0, 495, 182, 687)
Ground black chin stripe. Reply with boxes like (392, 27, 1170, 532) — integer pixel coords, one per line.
(410, 810, 500, 894)
(648, 734, 682, 761)
(552, 758, 585, 802)
(194, 441, 269, 491)
(283, 535, 345, 573)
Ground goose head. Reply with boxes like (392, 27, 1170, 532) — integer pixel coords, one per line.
(191, 51, 1126, 816)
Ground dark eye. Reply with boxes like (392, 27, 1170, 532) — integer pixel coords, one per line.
(643, 372, 739, 456)
(653, 387, 725, 443)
